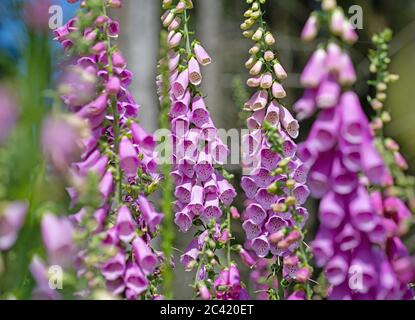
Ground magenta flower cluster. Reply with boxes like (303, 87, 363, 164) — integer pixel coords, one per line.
(49, 0, 164, 299)
(158, 42, 236, 232)
(239, 1, 311, 297)
(158, 0, 246, 300)
(297, 5, 414, 299)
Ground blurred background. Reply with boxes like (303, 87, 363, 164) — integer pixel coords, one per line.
(1, 0, 414, 299)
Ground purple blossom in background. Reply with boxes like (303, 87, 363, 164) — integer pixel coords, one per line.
(52, 0, 163, 299)
(0, 86, 18, 146)
(0, 201, 28, 251)
(296, 2, 414, 300)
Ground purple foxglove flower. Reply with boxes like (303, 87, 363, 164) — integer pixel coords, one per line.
(119, 137, 139, 177)
(167, 31, 183, 48)
(191, 96, 210, 128)
(195, 150, 214, 182)
(106, 278, 126, 296)
(326, 254, 349, 286)
(0, 88, 18, 145)
(247, 108, 266, 130)
(99, 171, 114, 201)
(174, 178, 193, 204)
(0, 201, 28, 251)
(210, 139, 229, 165)
(106, 76, 121, 95)
(59, 66, 97, 108)
(251, 235, 270, 258)
(255, 188, 278, 210)
(203, 176, 218, 195)
(339, 138, 361, 172)
(170, 90, 191, 117)
(312, 229, 335, 267)
(138, 195, 163, 233)
(243, 219, 262, 240)
(308, 109, 340, 152)
(393, 257, 415, 284)
(168, 51, 180, 71)
(189, 57, 202, 86)
(330, 9, 345, 34)
(198, 283, 211, 300)
(349, 246, 378, 294)
(319, 192, 345, 229)
(339, 53, 357, 85)
(88, 155, 109, 179)
(271, 82, 286, 99)
(342, 22, 359, 44)
(172, 69, 189, 99)
(23, 0, 51, 33)
(239, 248, 256, 268)
(293, 184, 310, 205)
(132, 237, 157, 275)
(287, 291, 306, 300)
(308, 150, 335, 198)
(30, 256, 59, 300)
(115, 205, 136, 243)
(217, 177, 237, 206)
(202, 193, 222, 222)
(301, 15, 318, 41)
(260, 72, 273, 89)
(273, 63, 288, 81)
(300, 48, 327, 88)
(280, 106, 299, 139)
(187, 185, 204, 215)
(175, 210, 193, 233)
(41, 115, 85, 170)
(293, 89, 317, 121)
(265, 215, 288, 234)
(107, 19, 120, 38)
(336, 223, 361, 251)
(339, 92, 370, 144)
(316, 76, 341, 108)
(101, 248, 126, 281)
(241, 177, 258, 200)
(41, 213, 74, 267)
(326, 43, 343, 73)
(330, 155, 358, 195)
(349, 187, 378, 232)
(194, 44, 212, 66)
(124, 262, 148, 298)
(260, 148, 280, 171)
(361, 140, 386, 186)
(252, 167, 273, 188)
(229, 263, 242, 289)
(245, 203, 267, 225)
(82, 93, 109, 116)
(251, 90, 268, 111)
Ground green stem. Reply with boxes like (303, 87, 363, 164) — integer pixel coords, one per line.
(103, 3, 123, 206)
(183, 9, 192, 57)
(158, 29, 175, 300)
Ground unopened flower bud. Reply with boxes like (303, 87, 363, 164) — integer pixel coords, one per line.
(268, 230, 285, 245)
(264, 50, 275, 62)
(265, 32, 276, 45)
(371, 99, 383, 110)
(252, 28, 264, 41)
(285, 196, 297, 207)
